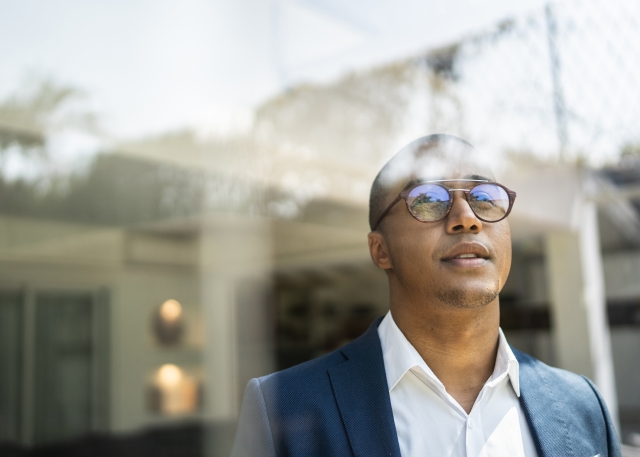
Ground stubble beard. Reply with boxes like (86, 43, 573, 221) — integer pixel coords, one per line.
(390, 249, 502, 309)
(434, 281, 500, 309)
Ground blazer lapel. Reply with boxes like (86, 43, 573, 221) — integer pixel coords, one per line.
(515, 349, 575, 457)
(328, 317, 401, 457)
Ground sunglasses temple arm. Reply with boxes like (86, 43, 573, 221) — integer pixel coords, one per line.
(373, 195, 402, 231)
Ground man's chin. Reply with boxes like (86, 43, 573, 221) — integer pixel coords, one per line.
(434, 287, 499, 309)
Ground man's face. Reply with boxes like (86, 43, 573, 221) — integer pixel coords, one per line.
(375, 151, 512, 310)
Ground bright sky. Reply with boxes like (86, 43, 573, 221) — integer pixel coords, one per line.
(0, 0, 548, 140)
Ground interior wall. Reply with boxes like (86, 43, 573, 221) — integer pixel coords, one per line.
(0, 216, 204, 438)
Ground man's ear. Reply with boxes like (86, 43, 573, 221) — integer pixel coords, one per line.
(368, 231, 393, 270)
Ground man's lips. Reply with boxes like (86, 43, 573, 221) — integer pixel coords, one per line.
(440, 242, 491, 267)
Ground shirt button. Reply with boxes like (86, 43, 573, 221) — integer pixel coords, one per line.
(468, 418, 474, 429)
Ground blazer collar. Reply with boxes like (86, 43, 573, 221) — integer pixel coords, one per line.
(328, 316, 401, 457)
(515, 349, 575, 457)
(328, 319, 575, 457)
(379, 312, 521, 397)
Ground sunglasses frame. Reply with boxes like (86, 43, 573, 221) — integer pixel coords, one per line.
(373, 179, 517, 231)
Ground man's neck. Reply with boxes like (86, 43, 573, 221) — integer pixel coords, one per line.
(390, 298, 500, 414)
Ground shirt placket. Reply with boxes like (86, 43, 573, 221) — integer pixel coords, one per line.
(465, 387, 487, 457)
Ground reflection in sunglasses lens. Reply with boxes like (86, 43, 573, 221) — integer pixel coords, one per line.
(469, 184, 509, 221)
(407, 184, 451, 221)
(407, 183, 510, 222)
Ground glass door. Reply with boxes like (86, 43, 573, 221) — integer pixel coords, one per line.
(33, 293, 95, 445)
(0, 289, 24, 443)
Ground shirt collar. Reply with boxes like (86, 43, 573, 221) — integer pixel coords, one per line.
(377, 311, 520, 397)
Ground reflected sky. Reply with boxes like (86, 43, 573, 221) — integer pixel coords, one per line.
(0, 0, 548, 139)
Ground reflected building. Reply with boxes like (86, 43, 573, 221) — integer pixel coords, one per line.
(2, 1, 640, 451)
(0, 138, 640, 455)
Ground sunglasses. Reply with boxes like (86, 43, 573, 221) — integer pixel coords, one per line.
(373, 179, 516, 230)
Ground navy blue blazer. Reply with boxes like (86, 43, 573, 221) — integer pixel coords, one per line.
(231, 317, 621, 457)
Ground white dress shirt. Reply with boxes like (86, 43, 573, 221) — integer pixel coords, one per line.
(378, 312, 539, 457)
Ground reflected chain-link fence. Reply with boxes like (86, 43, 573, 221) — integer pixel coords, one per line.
(421, 0, 640, 164)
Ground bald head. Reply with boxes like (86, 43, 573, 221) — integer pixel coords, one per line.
(368, 134, 495, 231)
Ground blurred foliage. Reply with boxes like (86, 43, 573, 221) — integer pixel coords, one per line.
(421, 47, 465, 135)
(118, 129, 256, 178)
(0, 129, 286, 226)
(423, 44, 460, 81)
(255, 0, 640, 167)
(4, 0, 639, 227)
(255, 62, 418, 166)
(0, 78, 98, 151)
(0, 153, 205, 226)
(621, 143, 640, 158)
(0, 81, 219, 227)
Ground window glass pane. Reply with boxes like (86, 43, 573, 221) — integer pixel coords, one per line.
(34, 293, 94, 445)
(0, 290, 23, 443)
(3, 1, 640, 454)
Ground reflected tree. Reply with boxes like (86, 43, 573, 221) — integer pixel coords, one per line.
(255, 63, 418, 166)
(0, 78, 97, 153)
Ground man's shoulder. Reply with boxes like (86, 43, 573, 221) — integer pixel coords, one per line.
(236, 322, 393, 456)
(513, 347, 588, 383)
(257, 345, 348, 390)
(249, 343, 354, 419)
(257, 318, 384, 394)
(512, 347, 621, 456)
(512, 347, 604, 409)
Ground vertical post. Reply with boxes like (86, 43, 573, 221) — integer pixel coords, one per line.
(545, 3, 568, 160)
(201, 216, 274, 456)
(545, 198, 618, 429)
(271, 0, 287, 88)
(20, 285, 35, 446)
(91, 288, 111, 433)
(201, 260, 238, 423)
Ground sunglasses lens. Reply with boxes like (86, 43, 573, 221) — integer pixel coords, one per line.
(406, 184, 451, 221)
(469, 184, 510, 221)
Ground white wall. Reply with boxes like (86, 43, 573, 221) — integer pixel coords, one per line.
(0, 215, 204, 436)
(111, 266, 201, 432)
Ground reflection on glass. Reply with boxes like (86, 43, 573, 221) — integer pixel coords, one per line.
(153, 300, 185, 346)
(160, 299, 182, 322)
(1, 0, 640, 455)
(149, 364, 199, 415)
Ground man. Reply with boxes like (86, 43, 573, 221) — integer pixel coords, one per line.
(231, 135, 621, 456)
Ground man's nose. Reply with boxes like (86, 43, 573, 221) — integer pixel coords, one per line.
(445, 192, 483, 234)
